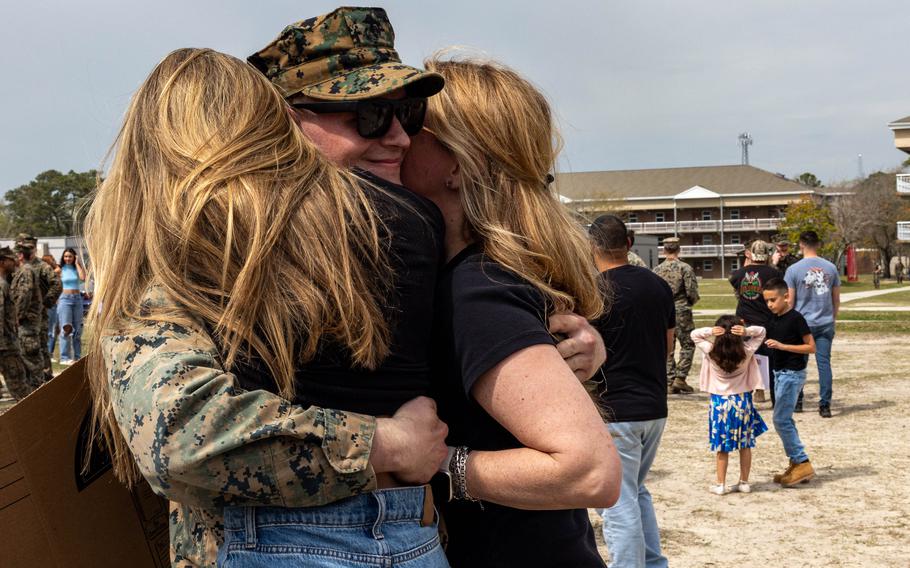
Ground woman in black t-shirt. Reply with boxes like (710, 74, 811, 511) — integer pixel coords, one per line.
(402, 54, 621, 567)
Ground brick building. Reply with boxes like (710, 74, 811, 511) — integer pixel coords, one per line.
(890, 115, 910, 242)
(557, 164, 833, 278)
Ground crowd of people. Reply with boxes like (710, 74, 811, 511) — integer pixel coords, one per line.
(0, 6, 834, 568)
(585, 226, 839, 566)
(0, 235, 88, 402)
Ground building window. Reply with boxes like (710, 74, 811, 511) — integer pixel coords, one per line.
(729, 209, 740, 220)
(731, 234, 741, 245)
(730, 259, 740, 271)
(627, 212, 638, 223)
(703, 260, 714, 271)
(702, 210, 712, 221)
(703, 235, 714, 245)
(655, 212, 665, 222)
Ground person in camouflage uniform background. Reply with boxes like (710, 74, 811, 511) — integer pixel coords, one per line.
(0, 246, 31, 400)
(772, 236, 800, 276)
(11, 243, 47, 391)
(17, 233, 61, 377)
(654, 237, 700, 393)
(627, 250, 647, 267)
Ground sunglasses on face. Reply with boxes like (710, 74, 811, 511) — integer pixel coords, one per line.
(291, 97, 428, 139)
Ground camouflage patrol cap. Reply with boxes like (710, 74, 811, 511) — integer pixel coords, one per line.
(772, 234, 790, 246)
(749, 240, 770, 262)
(663, 237, 680, 245)
(15, 232, 36, 245)
(13, 242, 34, 254)
(248, 7, 444, 101)
(0, 246, 15, 261)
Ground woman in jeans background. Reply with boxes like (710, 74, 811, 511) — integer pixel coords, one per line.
(57, 247, 85, 364)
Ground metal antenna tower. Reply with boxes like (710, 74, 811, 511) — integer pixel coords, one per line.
(857, 153, 865, 179)
(738, 133, 753, 165)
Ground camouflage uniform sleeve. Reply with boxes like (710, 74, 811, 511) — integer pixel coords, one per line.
(11, 270, 34, 323)
(102, 320, 378, 511)
(685, 265, 700, 305)
(43, 264, 62, 308)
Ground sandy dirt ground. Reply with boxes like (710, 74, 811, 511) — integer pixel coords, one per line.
(589, 332, 910, 567)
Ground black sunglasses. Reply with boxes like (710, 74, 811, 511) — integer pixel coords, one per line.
(291, 97, 428, 139)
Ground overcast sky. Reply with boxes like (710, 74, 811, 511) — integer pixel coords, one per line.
(1, 0, 907, 193)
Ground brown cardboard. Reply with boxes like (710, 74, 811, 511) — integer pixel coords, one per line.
(0, 360, 169, 567)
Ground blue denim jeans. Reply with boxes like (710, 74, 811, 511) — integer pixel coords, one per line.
(46, 307, 58, 356)
(810, 323, 835, 407)
(597, 419, 668, 568)
(57, 293, 83, 362)
(773, 369, 809, 463)
(219, 487, 449, 568)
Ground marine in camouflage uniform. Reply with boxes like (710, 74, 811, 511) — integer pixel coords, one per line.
(654, 238, 699, 393)
(771, 236, 800, 276)
(103, 8, 446, 567)
(0, 247, 31, 400)
(17, 234, 62, 378)
(627, 250, 646, 268)
(11, 243, 47, 391)
(105, 288, 379, 567)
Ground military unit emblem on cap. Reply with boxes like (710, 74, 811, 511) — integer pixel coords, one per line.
(248, 7, 444, 101)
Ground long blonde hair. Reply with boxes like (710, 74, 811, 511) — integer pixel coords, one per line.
(84, 48, 390, 483)
(424, 53, 603, 319)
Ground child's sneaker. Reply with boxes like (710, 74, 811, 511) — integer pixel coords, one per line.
(734, 481, 751, 493)
(709, 484, 728, 495)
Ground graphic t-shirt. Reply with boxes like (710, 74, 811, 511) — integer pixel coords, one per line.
(729, 264, 781, 326)
(784, 257, 840, 327)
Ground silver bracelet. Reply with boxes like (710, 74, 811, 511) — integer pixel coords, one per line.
(451, 445, 480, 503)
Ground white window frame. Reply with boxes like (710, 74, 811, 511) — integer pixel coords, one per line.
(703, 235, 714, 245)
(627, 212, 638, 223)
(701, 210, 713, 221)
(730, 234, 741, 245)
(703, 260, 714, 271)
(729, 209, 740, 220)
(655, 212, 665, 223)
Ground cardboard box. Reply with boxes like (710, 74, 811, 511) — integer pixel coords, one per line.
(0, 360, 170, 567)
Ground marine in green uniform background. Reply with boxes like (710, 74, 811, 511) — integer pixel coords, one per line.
(17, 233, 62, 377)
(11, 242, 47, 391)
(654, 237, 699, 393)
(0, 246, 31, 400)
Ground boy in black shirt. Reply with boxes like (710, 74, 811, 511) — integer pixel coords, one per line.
(762, 278, 817, 487)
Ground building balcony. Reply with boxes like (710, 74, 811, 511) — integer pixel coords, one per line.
(897, 174, 910, 194)
(898, 221, 910, 241)
(626, 218, 781, 234)
(659, 244, 743, 258)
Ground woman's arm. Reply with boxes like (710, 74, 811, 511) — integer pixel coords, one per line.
(463, 343, 620, 510)
(75, 259, 87, 282)
(103, 322, 447, 510)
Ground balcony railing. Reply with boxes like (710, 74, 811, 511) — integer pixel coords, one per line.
(659, 244, 744, 258)
(898, 174, 910, 194)
(898, 221, 910, 241)
(627, 218, 781, 234)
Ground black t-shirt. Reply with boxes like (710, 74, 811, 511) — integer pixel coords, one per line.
(729, 264, 781, 326)
(592, 265, 674, 422)
(227, 170, 445, 416)
(432, 244, 604, 568)
(766, 309, 812, 371)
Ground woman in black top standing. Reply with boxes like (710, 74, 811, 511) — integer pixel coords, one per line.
(402, 54, 621, 567)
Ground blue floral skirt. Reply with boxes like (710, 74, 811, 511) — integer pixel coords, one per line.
(709, 392, 768, 452)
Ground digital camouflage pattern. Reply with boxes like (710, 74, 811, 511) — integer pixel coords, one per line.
(248, 7, 443, 100)
(30, 257, 61, 376)
(775, 253, 800, 276)
(11, 261, 46, 388)
(654, 258, 699, 381)
(102, 287, 378, 567)
(0, 277, 31, 400)
(627, 251, 646, 268)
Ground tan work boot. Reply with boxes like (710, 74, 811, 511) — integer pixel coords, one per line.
(780, 460, 815, 487)
(773, 461, 797, 483)
(670, 378, 694, 394)
(754, 389, 766, 403)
